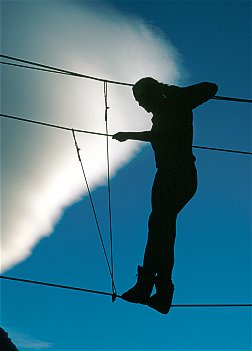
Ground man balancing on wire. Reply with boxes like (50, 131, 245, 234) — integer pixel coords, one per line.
(112, 77, 218, 314)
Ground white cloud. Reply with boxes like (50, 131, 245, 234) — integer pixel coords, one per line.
(6, 328, 53, 349)
(1, 0, 181, 272)
(17, 338, 53, 350)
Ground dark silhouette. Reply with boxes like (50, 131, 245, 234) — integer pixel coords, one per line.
(113, 77, 218, 314)
(0, 327, 19, 351)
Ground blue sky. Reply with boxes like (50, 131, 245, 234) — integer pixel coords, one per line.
(1, 0, 251, 350)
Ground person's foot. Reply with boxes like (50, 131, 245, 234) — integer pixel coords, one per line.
(121, 266, 155, 305)
(148, 280, 174, 314)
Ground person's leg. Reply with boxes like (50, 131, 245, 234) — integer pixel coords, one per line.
(121, 167, 197, 308)
(143, 170, 177, 279)
(120, 171, 161, 304)
(143, 210, 177, 279)
(148, 167, 198, 313)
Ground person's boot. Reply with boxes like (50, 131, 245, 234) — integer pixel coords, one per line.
(121, 265, 155, 304)
(148, 275, 174, 314)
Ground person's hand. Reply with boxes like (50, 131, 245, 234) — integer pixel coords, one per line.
(112, 132, 129, 142)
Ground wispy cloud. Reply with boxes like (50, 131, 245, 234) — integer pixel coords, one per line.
(10, 330, 53, 349)
(1, 326, 52, 350)
(1, 0, 181, 272)
(17, 338, 53, 350)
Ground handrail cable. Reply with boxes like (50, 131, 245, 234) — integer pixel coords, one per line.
(1, 113, 252, 156)
(1, 54, 252, 103)
(0, 54, 133, 86)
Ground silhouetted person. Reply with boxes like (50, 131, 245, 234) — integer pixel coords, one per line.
(113, 77, 218, 314)
(0, 327, 19, 351)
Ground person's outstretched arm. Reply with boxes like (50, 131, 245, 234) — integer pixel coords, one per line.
(112, 131, 152, 142)
(182, 82, 218, 109)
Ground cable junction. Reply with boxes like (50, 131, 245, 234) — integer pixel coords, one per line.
(1, 113, 251, 156)
(1, 53, 252, 103)
(1, 275, 251, 308)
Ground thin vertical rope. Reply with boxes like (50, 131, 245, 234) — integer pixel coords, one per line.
(71, 129, 116, 295)
(104, 82, 116, 301)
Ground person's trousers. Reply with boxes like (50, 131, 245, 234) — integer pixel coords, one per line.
(143, 164, 198, 281)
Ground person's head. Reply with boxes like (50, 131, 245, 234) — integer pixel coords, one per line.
(132, 77, 161, 112)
